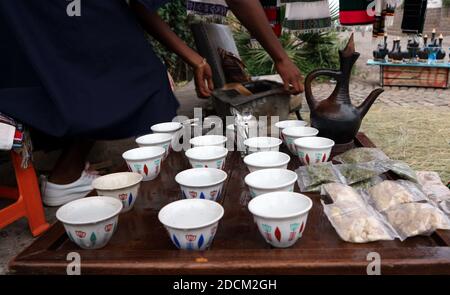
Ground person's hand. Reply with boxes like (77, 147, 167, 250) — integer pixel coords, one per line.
(193, 59, 214, 98)
(275, 58, 304, 95)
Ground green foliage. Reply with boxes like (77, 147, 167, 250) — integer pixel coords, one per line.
(234, 29, 343, 78)
(151, 0, 194, 82)
(443, 0, 450, 7)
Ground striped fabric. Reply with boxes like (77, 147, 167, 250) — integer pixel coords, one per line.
(281, 0, 331, 33)
(339, 0, 375, 26)
(186, 0, 229, 18)
(260, 0, 282, 37)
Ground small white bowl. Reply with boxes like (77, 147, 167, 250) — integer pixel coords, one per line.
(248, 192, 312, 248)
(122, 146, 165, 181)
(282, 127, 319, 154)
(158, 199, 224, 250)
(56, 197, 123, 249)
(175, 168, 227, 202)
(136, 133, 173, 160)
(92, 172, 143, 213)
(151, 122, 183, 148)
(244, 168, 298, 198)
(185, 146, 228, 170)
(243, 137, 282, 154)
(275, 120, 308, 139)
(190, 135, 227, 148)
(243, 151, 290, 173)
(294, 136, 335, 165)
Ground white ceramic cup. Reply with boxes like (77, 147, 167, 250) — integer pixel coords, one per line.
(244, 168, 298, 198)
(294, 136, 335, 165)
(56, 196, 123, 249)
(282, 126, 319, 154)
(122, 146, 165, 181)
(158, 199, 224, 250)
(175, 168, 227, 202)
(92, 172, 143, 213)
(136, 133, 173, 160)
(185, 146, 228, 170)
(151, 122, 183, 149)
(243, 151, 290, 173)
(190, 135, 227, 148)
(243, 137, 282, 154)
(275, 120, 308, 140)
(248, 191, 312, 248)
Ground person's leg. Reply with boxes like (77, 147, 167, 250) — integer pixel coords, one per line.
(48, 140, 94, 185)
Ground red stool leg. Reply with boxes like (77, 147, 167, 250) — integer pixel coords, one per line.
(11, 152, 50, 236)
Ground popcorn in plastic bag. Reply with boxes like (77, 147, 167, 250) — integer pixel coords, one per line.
(322, 201, 397, 243)
(385, 202, 450, 240)
(417, 171, 450, 203)
(367, 180, 427, 212)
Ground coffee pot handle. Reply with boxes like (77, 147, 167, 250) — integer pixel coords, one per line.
(304, 69, 341, 109)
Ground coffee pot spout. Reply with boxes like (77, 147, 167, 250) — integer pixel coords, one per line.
(357, 88, 384, 118)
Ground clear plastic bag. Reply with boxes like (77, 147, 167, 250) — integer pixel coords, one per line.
(366, 180, 427, 212)
(384, 202, 450, 240)
(296, 162, 346, 193)
(322, 200, 397, 243)
(350, 176, 384, 190)
(321, 183, 366, 208)
(417, 171, 450, 203)
(379, 160, 418, 183)
(333, 148, 389, 164)
(334, 162, 388, 185)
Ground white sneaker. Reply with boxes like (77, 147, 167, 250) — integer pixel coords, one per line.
(41, 163, 100, 207)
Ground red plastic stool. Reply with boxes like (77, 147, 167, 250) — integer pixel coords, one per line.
(0, 151, 50, 237)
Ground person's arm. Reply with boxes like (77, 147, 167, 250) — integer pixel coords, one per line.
(129, 0, 213, 98)
(225, 0, 304, 94)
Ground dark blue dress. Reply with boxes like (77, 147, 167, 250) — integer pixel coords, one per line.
(0, 0, 179, 141)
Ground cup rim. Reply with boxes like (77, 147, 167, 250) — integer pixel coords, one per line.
(243, 137, 282, 148)
(151, 122, 183, 133)
(275, 120, 308, 129)
(248, 192, 313, 220)
(294, 136, 335, 149)
(122, 146, 165, 161)
(92, 172, 143, 191)
(56, 196, 123, 225)
(282, 126, 319, 138)
(136, 133, 172, 146)
(175, 168, 228, 188)
(158, 199, 224, 230)
(243, 151, 290, 168)
(185, 146, 229, 161)
(244, 168, 298, 190)
(189, 135, 227, 146)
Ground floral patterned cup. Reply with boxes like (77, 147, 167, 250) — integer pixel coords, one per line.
(294, 136, 335, 165)
(175, 168, 227, 202)
(56, 197, 123, 250)
(92, 172, 143, 213)
(122, 146, 165, 181)
(244, 168, 298, 198)
(185, 146, 228, 170)
(158, 199, 224, 251)
(248, 192, 312, 248)
(136, 133, 173, 160)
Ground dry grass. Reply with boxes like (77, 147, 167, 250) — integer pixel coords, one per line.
(361, 105, 450, 182)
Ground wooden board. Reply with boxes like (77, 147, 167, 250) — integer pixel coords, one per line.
(9, 133, 450, 275)
(381, 65, 449, 88)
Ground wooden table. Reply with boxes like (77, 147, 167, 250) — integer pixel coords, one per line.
(9, 133, 450, 274)
(367, 59, 450, 88)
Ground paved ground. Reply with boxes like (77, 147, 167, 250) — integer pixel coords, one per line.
(1, 31, 449, 275)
